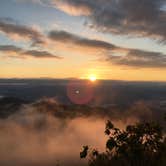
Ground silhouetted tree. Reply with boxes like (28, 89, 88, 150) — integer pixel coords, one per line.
(80, 120, 166, 166)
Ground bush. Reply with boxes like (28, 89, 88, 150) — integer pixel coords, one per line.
(80, 120, 166, 166)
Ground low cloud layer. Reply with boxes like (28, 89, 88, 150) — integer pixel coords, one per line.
(43, 0, 166, 42)
(0, 96, 161, 166)
(0, 105, 106, 166)
(0, 97, 165, 166)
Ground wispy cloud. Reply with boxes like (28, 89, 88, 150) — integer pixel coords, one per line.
(0, 18, 165, 68)
(0, 45, 62, 59)
(46, 0, 91, 16)
(0, 45, 22, 53)
(48, 30, 166, 68)
(107, 49, 166, 68)
(23, 50, 62, 59)
(0, 18, 44, 45)
(48, 30, 116, 50)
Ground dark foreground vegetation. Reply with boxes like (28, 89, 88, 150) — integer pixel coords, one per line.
(80, 117, 166, 166)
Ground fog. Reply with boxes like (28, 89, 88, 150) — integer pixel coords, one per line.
(0, 105, 105, 166)
(0, 102, 139, 166)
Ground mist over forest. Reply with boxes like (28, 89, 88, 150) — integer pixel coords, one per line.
(0, 79, 165, 166)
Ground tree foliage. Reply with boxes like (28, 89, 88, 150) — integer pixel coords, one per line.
(80, 120, 166, 166)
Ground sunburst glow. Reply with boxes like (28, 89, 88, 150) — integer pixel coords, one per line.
(89, 75, 97, 82)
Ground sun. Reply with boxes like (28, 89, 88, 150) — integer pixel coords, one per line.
(89, 75, 97, 82)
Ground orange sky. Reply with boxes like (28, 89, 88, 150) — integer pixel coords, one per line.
(0, 0, 165, 81)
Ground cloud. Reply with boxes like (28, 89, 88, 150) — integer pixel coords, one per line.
(23, 50, 62, 59)
(48, 30, 116, 50)
(0, 18, 44, 45)
(107, 49, 166, 68)
(45, 0, 166, 42)
(48, 0, 92, 16)
(48, 30, 166, 68)
(0, 18, 165, 68)
(0, 106, 106, 166)
(0, 45, 62, 59)
(0, 45, 23, 53)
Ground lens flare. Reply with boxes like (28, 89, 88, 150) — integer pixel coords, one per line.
(67, 80, 94, 105)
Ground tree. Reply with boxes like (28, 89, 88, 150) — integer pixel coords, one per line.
(80, 120, 166, 166)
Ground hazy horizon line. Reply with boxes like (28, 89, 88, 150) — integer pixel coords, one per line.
(0, 77, 166, 83)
